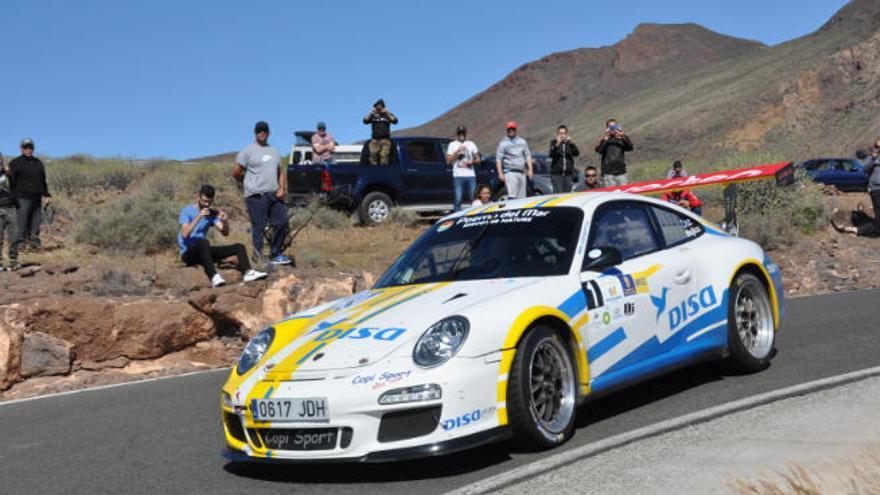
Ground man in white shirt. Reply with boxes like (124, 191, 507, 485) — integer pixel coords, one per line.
(446, 125, 481, 211)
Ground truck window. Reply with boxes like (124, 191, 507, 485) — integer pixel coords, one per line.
(406, 141, 440, 164)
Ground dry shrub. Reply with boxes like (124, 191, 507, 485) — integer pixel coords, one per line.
(47, 157, 140, 195)
(737, 174, 827, 250)
(290, 201, 352, 231)
(74, 192, 179, 254)
(84, 268, 149, 296)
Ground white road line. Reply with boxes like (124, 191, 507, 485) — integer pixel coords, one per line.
(0, 367, 230, 407)
(444, 365, 880, 495)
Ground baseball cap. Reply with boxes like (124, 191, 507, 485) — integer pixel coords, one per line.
(20, 138, 34, 147)
(506, 121, 518, 130)
(317, 121, 326, 130)
(456, 125, 467, 135)
(254, 121, 270, 133)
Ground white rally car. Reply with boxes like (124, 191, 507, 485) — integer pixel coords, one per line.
(221, 192, 784, 462)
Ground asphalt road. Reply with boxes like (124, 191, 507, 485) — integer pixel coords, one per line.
(1, 290, 879, 495)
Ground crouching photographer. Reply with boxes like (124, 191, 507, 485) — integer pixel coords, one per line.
(179, 185, 266, 287)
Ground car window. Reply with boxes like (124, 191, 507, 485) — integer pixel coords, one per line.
(406, 141, 440, 163)
(813, 160, 832, 172)
(651, 206, 703, 246)
(588, 204, 661, 261)
(839, 160, 859, 172)
(534, 157, 549, 174)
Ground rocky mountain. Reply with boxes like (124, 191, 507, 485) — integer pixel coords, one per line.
(399, 0, 880, 164)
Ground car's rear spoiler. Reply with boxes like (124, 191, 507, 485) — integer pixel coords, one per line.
(590, 162, 795, 195)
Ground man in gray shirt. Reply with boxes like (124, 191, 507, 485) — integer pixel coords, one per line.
(233, 121, 292, 265)
(495, 121, 533, 199)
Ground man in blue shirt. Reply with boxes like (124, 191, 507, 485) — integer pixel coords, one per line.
(179, 185, 266, 287)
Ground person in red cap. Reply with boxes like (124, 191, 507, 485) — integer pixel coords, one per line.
(495, 121, 533, 199)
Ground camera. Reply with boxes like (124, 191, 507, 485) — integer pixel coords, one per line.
(457, 153, 466, 160)
(208, 208, 219, 217)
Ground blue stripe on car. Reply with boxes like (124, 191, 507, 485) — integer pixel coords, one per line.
(558, 290, 587, 319)
(587, 327, 627, 362)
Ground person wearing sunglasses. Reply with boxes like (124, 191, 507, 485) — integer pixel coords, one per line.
(7, 138, 52, 261)
(575, 165, 601, 192)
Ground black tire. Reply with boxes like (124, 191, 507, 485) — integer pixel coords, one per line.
(507, 326, 577, 450)
(358, 191, 393, 226)
(726, 273, 776, 372)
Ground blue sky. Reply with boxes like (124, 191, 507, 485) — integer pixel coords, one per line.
(1, 0, 849, 159)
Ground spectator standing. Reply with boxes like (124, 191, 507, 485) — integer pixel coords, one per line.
(575, 166, 601, 192)
(548, 125, 580, 193)
(472, 184, 492, 207)
(662, 189, 703, 216)
(861, 143, 880, 233)
(495, 121, 533, 200)
(8, 138, 52, 253)
(233, 121, 293, 266)
(363, 99, 398, 165)
(595, 119, 634, 187)
(0, 153, 18, 271)
(311, 122, 336, 164)
(666, 160, 688, 179)
(447, 125, 480, 211)
(179, 185, 267, 287)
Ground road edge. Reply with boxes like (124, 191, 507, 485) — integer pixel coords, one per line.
(445, 365, 880, 495)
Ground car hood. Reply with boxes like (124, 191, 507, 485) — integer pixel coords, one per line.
(266, 278, 543, 374)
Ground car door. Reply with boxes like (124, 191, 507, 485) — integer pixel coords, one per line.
(401, 140, 453, 204)
(834, 159, 868, 191)
(579, 201, 694, 392)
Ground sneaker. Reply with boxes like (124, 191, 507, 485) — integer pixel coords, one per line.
(243, 269, 268, 283)
(211, 274, 227, 287)
(269, 255, 293, 266)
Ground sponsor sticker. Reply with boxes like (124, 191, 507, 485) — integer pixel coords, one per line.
(437, 220, 454, 232)
(351, 369, 413, 389)
(441, 406, 497, 431)
(309, 326, 407, 343)
(618, 274, 637, 296)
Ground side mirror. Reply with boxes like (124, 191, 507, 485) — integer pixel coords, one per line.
(583, 246, 623, 272)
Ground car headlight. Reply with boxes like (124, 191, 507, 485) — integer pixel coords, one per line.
(237, 326, 275, 375)
(413, 316, 469, 368)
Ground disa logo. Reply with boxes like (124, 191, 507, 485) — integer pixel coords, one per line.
(652, 286, 718, 331)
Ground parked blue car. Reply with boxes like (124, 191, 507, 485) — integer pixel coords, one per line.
(798, 158, 868, 192)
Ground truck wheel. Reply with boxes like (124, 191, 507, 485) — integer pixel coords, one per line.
(358, 191, 393, 225)
(726, 273, 775, 372)
(507, 326, 577, 450)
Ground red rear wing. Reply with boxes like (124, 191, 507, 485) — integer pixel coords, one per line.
(589, 162, 795, 195)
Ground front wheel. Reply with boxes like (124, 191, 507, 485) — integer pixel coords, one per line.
(726, 273, 776, 372)
(507, 326, 577, 450)
(358, 191, 392, 226)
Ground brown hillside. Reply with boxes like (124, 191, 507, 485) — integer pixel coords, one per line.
(400, 0, 880, 165)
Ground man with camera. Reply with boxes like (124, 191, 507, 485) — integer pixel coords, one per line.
(447, 125, 481, 211)
(548, 124, 580, 194)
(363, 99, 399, 165)
(179, 185, 267, 287)
(595, 118, 634, 187)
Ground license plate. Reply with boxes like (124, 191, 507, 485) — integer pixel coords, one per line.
(259, 428, 338, 450)
(250, 397, 329, 422)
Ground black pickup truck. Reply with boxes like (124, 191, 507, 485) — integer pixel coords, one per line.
(287, 137, 578, 224)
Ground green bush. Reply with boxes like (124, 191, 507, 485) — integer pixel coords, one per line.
(289, 201, 352, 231)
(74, 192, 180, 254)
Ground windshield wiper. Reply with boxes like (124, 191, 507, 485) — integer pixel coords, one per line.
(448, 221, 491, 281)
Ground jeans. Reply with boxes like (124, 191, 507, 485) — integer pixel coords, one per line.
(871, 190, 880, 232)
(602, 173, 628, 187)
(13, 197, 42, 251)
(453, 176, 477, 211)
(550, 174, 573, 194)
(0, 206, 17, 264)
(181, 239, 251, 279)
(368, 139, 392, 165)
(245, 192, 289, 260)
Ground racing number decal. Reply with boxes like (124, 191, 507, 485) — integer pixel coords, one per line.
(582, 280, 604, 310)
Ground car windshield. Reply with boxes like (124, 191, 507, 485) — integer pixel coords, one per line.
(375, 207, 584, 287)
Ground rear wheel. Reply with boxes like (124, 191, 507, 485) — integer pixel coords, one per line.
(358, 191, 392, 225)
(507, 326, 577, 450)
(726, 273, 775, 372)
